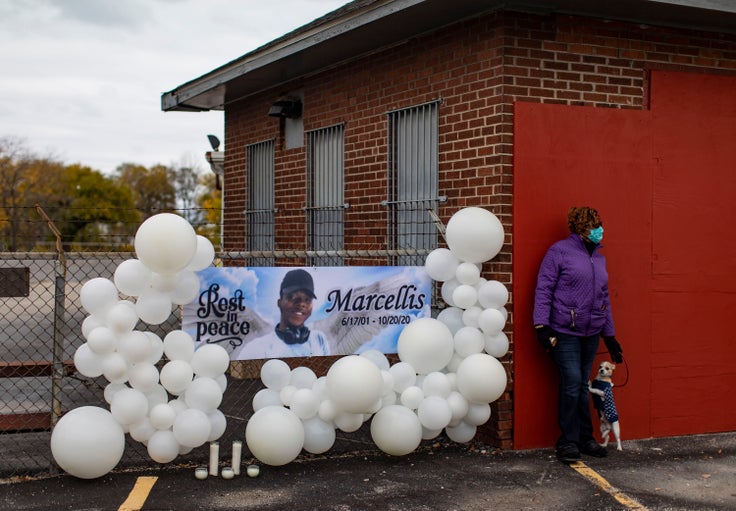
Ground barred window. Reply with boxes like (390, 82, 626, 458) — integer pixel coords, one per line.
(306, 124, 345, 266)
(245, 140, 275, 266)
(387, 101, 442, 265)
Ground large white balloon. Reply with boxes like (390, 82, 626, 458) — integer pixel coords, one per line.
(445, 207, 505, 263)
(134, 213, 198, 274)
(326, 355, 383, 413)
(51, 407, 125, 479)
(397, 318, 454, 375)
(456, 353, 507, 404)
(245, 406, 305, 466)
(370, 405, 422, 456)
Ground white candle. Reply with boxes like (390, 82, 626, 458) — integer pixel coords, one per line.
(247, 464, 260, 478)
(195, 467, 208, 480)
(209, 442, 219, 476)
(231, 440, 242, 475)
(221, 467, 234, 480)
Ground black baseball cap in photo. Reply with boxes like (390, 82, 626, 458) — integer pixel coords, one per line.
(280, 269, 316, 299)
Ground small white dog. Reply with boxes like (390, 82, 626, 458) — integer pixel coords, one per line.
(589, 361, 622, 451)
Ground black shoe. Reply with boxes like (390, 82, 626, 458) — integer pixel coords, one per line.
(580, 440, 608, 458)
(556, 443, 582, 463)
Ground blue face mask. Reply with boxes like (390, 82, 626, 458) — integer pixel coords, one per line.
(588, 226, 604, 244)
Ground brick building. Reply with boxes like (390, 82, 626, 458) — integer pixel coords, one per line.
(163, 0, 736, 449)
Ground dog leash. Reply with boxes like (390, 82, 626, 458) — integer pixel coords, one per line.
(596, 352, 630, 387)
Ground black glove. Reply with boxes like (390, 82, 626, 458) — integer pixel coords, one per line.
(602, 336, 623, 363)
(535, 325, 557, 350)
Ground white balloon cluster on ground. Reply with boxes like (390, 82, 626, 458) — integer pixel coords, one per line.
(52, 213, 222, 479)
(245, 207, 509, 465)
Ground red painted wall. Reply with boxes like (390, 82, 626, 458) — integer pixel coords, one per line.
(513, 70, 736, 448)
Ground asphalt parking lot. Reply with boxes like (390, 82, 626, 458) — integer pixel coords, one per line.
(2, 431, 735, 511)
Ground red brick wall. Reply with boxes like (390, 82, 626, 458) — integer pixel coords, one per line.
(222, 10, 736, 448)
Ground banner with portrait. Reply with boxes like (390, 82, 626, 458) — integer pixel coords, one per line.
(182, 266, 432, 360)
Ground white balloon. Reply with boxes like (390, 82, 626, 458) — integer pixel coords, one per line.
(145, 384, 169, 411)
(135, 289, 172, 325)
(170, 270, 201, 305)
(80, 278, 119, 316)
(101, 352, 129, 384)
(150, 272, 179, 293)
(147, 429, 180, 464)
(452, 284, 478, 310)
(400, 385, 424, 410)
(440, 279, 459, 307)
(173, 408, 211, 448)
(317, 399, 338, 423)
(50, 406, 125, 479)
(145, 332, 165, 364)
(290, 366, 317, 389)
(81, 315, 105, 339)
(118, 331, 151, 363)
(446, 391, 470, 423)
(397, 318, 454, 375)
(436, 306, 465, 335)
(113, 259, 152, 297)
(456, 353, 507, 404)
(455, 262, 481, 285)
(465, 402, 492, 426)
(388, 361, 417, 393)
(184, 376, 223, 412)
(129, 417, 155, 443)
(245, 406, 304, 466)
(74, 343, 105, 378)
(446, 421, 477, 443)
(128, 362, 159, 392)
(149, 403, 177, 430)
(279, 385, 297, 406)
(424, 248, 459, 282)
(134, 213, 197, 274)
(454, 326, 486, 358)
(103, 382, 128, 405)
(260, 359, 291, 390)
(105, 301, 139, 333)
(422, 426, 443, 440)
(187, 235, 216, 271)
(110, 388, 149, 425)
(252, 388, 282, 411)
(477, 279, 509, 309)
(290, 388, 320, 420)
(417, 396, 452, 430)
(302, 416, 336, 454)
(160, 359, 194, 395)
(370, 405, 422, 456)
(485, 331, 510, 358)
(191, 343, 230, 378)
(86, 326, 118, 355)
(334, 411, 363, 433)
(445, 207, 505, 263)
(326, 355, 383, 414)
(207, 409, 227, 442)
(422, 372, 452, 398)
(359, 349, 390, 371)
(461, 306, 483, 329)
(477, 307, 506, 336)
(163, 330, 195, 361)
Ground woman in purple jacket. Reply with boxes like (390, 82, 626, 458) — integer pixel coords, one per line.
(533, 206, 623, 463)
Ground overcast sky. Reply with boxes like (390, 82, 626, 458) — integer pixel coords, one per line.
(0, 0, 349, 174)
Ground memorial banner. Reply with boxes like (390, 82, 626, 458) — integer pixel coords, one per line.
(182, 266, 432, 360)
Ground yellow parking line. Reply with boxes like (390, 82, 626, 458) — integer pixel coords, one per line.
(118, 476, 158, 511)
(569, 461, 649, 511)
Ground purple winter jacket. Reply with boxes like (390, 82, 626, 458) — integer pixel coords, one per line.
(533, 233, 615, 337)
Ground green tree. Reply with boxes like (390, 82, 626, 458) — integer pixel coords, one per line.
(0, 136, 34, 250)
(195, 172, 222, 249)
(116, 163, 176, 218)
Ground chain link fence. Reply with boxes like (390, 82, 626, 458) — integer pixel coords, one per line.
(0, 249, 440, 478)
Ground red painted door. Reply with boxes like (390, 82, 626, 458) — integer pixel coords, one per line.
(513, 70, 736, 448)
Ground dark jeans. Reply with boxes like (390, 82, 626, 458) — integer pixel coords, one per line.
(549, 332, 600, 447)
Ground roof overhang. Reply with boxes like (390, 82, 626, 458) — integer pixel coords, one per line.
(161, 0, 736, 112)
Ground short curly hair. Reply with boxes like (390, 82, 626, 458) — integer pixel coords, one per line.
(567, 206, 601, 235)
